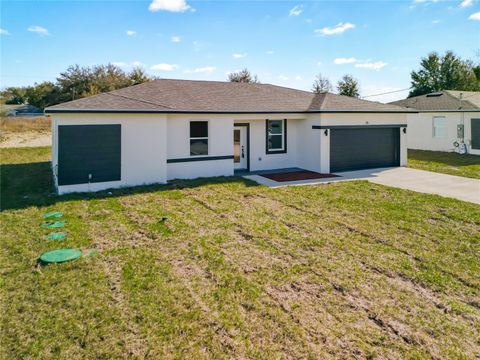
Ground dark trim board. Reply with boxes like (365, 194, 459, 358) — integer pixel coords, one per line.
(234, 123, 250, 171)
(45, 109, 417, 114)
(167, 155, 234, 163)
(312, 124, 407, 130)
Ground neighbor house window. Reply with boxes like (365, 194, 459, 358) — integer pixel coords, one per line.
(190, 121, 208, 156)
(432, 116, 446, 138)
(266, 119, 287, 154)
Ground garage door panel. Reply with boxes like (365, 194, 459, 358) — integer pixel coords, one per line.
(330, 127, 400, 172)
(58, 125, 121, 186)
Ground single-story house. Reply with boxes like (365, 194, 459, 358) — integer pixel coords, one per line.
(390, 91, 480, 155)
(45, 79, 413, 194)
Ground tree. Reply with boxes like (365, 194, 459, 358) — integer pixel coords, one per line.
(227, 68, 260, 83)
(1, 86, 28, 104)
(337, 74, 360, 98)
(409, 51, 480, 97)
(129, 67, 151, 84)
(24, 82, 63, 109)
(312, 73, 333, 94)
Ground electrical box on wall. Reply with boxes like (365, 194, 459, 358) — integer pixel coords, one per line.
(457, 124, 464, 139)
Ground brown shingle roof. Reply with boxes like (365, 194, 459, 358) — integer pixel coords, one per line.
(389, 90, 480, 111)
(45, 79, 412, 113)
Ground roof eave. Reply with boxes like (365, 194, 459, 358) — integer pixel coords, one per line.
(44, 108, 417, 114)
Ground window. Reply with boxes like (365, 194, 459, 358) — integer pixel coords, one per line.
(432, 116, 446, 138)
(190, 121, 208, 156)
(266, 119, 287, 153)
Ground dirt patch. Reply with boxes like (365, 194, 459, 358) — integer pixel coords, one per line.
(0, 131, 51, 148)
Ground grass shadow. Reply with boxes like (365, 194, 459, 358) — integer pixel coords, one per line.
(408, 149, 480, 167)
(1, 160, 259, 212)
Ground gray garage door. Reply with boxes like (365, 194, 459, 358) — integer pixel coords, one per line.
(58, 125, 121, 186)
(471, 119, 480, 150)
(330, 127, 400, 172)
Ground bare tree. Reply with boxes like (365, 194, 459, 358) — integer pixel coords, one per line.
(312, 73, 333, 94)
(227, 68, 260, 83)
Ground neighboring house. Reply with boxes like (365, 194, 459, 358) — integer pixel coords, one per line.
(390, 91, 480, 155)
(45, 79, 412, 194)
(1, 104, 43, 117)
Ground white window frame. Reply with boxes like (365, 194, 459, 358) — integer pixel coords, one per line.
(432, 116, 446, 139)
(266, 119, 286, 153)
(189, 120, 209, 156)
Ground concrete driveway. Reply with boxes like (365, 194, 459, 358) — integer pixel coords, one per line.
(245, 167, 480, 204)
(366, 167, 479, 204)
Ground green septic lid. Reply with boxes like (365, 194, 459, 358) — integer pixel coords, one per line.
(41, 221, 66, 229)
(47, 232, 66, 241)
(40, 248, 82, 264)
(44, 211, 63, 219)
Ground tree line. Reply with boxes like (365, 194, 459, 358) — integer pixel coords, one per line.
(2, 51, 479, 109)
(1, 64, 151, 109)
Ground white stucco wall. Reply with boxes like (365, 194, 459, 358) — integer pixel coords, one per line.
(407, 112, 480, 155)
(233, 117, 304, 172)
(51, 111, 411, 194)
(51, 113, 167, 194)
(166, 114, 234, 180)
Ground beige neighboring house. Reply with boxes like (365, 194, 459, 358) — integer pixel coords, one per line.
(390, 91, 480, 155)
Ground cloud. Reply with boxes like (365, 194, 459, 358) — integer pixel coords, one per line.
(232, 53, 247, 59)
(409, 0, 439, 8)
(150, 63, 178, 71)
(315, 22, 355, 36)
(469, 11, 480, 20)
(112, 62, 129, 68)
(171, 35, 181, 43)
(334, 57, 357, 64)
(355, 61, 388, 70)
(432, 19, 442, 24)
(184, 66, 216, 74)
(278, 74, 289, 81)
(289, 5, 303, 16)
(317, 61, 322, 66)
(27, 25, 49, 36)
(113, 61, 145, 68)
(295, 75, 302, 80)
(266, 50, 275, 55)
(126, 30, 136, 36)
(460, 0, 473, 7)
(0, 28, 10, 35)
(149, 0, 191, 12)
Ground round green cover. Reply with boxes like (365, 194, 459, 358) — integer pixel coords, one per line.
(44, 211, 63, 219)
(40, 248, 82, 264)
(47, 232, 66, 240)
(41, 221, 66, 229)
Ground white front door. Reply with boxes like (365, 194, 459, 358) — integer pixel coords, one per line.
(234, 126, 248, 170)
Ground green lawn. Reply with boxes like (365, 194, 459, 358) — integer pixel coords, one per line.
(1, 146, 479, 359)
(408, 149, 480, 179)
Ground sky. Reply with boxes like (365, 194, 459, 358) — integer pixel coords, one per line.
(1, 0, 479, 103)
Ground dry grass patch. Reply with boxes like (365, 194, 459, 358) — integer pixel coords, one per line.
(0, 117, 51, 148)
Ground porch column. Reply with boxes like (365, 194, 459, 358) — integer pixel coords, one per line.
(319, 128, 330, 173)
